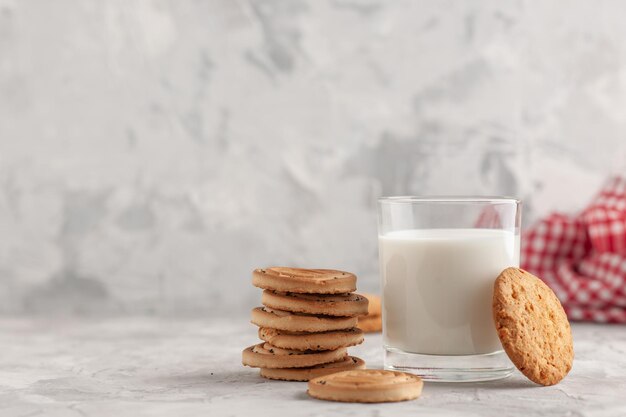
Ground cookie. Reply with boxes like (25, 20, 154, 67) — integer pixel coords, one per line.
(362, 293, 382, 317)
(252, 267, 356, 294)
(242, 343, 347, 369)
(307, 369, 423, 403)
(261, 291, 368, 317)
(357, 314, 382, 333)
(251, 307, 358, 332)
(259, 356, 366, 381)
(357, 292, 382, 332)
(258, 327, 364, 351)
(493, 267, 574, 386)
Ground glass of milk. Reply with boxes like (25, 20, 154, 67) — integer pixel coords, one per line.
(378, 196, 521, 382)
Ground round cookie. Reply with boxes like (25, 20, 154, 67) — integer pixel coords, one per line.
(261, 291, 368, 317)
(251, 307, 357, 332)
(357, 314, 382, 333)
(493, 267, 574, 386)
(260, 356, 366, 381)
(308, 369, 423, 403)
(362, 293, 382, 317)
(242, 343, 347, 369)
(357, 293, 382, 332)
(258, 327, 364, 351)
(252, 267, 356, 294)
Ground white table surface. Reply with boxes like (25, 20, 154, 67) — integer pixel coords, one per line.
(0, 317, 625, 417)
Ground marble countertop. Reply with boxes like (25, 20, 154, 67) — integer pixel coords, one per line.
(0, 317, 625, 416)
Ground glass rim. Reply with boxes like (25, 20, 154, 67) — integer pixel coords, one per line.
(378, 195, 520, 204)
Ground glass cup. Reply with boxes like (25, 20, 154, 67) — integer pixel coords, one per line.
(378, 196, 521, 382)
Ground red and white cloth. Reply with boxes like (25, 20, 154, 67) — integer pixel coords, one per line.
(522, 176, 626, 323)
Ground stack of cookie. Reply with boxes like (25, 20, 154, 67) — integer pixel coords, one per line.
(242, 267, 369, 381)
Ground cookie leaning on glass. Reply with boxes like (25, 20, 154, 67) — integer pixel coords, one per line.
(493, 267, 574, 386)
(243, 266, 368, 381)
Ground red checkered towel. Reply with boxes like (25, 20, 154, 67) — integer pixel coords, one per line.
(522, 176, 626, 323)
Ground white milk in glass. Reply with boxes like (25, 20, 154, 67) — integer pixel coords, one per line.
(379, 229, 519, 355)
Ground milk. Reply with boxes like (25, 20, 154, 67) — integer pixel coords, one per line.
(379, 228, 519, 355)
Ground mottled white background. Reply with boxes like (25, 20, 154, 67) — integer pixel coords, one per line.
(1, 0, 625, 316)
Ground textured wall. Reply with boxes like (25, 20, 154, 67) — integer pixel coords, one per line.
(1, 0, 625, 316)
